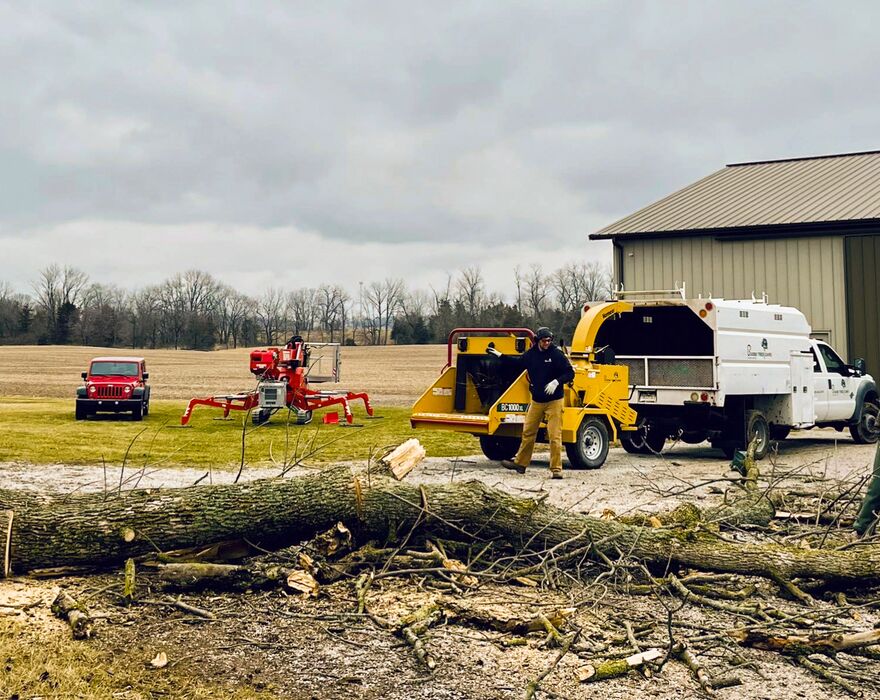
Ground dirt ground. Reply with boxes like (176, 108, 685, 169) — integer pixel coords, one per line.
(2, 432, 879, 699)
(3, 344, 880, 698)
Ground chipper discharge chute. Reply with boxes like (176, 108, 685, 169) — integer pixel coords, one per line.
(411, 305, 638, 469)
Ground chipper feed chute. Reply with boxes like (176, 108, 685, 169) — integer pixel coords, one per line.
(411, 316, 638, 470)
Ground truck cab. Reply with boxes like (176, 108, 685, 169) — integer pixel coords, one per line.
(810, 340, 876, 435)
(76, 357, 150, 421)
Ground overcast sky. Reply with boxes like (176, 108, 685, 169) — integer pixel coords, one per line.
(2, 1, 879, 300)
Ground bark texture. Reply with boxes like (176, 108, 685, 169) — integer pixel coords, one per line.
(2, 465, 879, 582)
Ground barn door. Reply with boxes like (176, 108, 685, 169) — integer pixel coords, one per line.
(845, 235, 880, 378)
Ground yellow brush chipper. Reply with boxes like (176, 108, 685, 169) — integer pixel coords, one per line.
(410, 302, 638, 469)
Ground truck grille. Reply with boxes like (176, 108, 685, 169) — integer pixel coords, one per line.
(96, 386, 125, 398)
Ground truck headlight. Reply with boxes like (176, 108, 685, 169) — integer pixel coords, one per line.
(89, 386, 97, 394)
(123, 386, 131, 394)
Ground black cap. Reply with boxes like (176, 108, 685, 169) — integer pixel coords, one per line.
(536, 327, 553, 340)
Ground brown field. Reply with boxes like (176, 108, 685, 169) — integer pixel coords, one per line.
(0, 343, 447, 406)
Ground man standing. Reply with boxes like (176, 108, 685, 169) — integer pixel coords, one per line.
(487, 327, 574, 478)
(854, 443, 880, 537)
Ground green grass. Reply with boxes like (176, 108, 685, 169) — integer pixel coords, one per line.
(0, 398, 479, 470)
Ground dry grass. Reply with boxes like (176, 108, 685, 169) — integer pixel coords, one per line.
(0, 616, 276, 699)
(0, 343, 447, 405)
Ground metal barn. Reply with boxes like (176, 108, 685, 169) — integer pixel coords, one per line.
(590, 150, 880, 376)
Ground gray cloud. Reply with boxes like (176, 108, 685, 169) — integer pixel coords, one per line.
(1, 1, 879, 293)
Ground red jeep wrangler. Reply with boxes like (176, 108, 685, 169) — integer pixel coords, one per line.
(76, 357, 151, 421)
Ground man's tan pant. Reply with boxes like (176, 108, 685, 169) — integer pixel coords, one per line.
(514, 398, 564, 472)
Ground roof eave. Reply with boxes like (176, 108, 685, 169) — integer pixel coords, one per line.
(589, 218, 880, 242)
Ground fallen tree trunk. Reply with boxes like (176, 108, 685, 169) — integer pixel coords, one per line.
(2, 464, 879, 582)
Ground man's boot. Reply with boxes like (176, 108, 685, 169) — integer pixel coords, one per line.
(501, 460, 526, 474)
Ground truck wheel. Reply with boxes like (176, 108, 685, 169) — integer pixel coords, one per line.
(565, 417, 609, 469)
(479, 435, 520, 461)
(620, 432, 645, 454)
(769, 425, 790, 441)
(850, 400, 880, 444)
(143, 401, 150, 417)
(679, 430, 708, 445)
(75, 405, 87, 421)
(132, 403, 143, 421)
(643, 426, 667, 454)
(746, 411, 769, 459)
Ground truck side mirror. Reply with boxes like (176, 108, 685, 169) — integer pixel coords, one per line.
(853, 358, 866, 376)
(143, 372, 149, 380)
(81, 371, 87, 380)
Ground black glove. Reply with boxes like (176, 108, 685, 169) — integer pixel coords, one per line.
(486, 346, 502, 357)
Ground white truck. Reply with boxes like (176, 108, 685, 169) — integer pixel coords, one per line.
(587, 291, 879, 459)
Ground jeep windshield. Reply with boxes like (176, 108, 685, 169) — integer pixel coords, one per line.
(90, 361, 140, 377)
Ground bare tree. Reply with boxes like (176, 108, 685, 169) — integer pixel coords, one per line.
(428, 274, 453, 316)
(524, 264, 549, 319)
(256, 287, 286, 345)
(364, 278, 404, 345)
(315, 284, 349, 343)
(156, 275, 188, 349)
(127, 286, 161, 348)
(513, 264, 524, 312)
(454, 266, 484, 321)
(287, 288, 318, 340)
(32, 264, 89, 343)
(78, 283, 127, 346)
(215, 285, 254, 349)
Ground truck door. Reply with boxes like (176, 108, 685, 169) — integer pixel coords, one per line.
(812, 342, 853, 422)
(811, 347, 831, 422)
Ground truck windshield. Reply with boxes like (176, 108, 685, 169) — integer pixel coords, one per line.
(90, 362, 139, 377)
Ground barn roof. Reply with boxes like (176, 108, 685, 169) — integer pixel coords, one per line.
(591, 150, 880, 239)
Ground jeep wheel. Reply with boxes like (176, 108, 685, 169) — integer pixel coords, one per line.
(75, 405, 87, 421)
(132, 403, 143, 421)
(143, 401, 150, 417)
(565, 417, 609, 469)
(850, 400, 880, 444)
(479, 435, 520, 461)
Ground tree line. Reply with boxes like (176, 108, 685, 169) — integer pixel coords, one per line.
(0, 261, 611, 349)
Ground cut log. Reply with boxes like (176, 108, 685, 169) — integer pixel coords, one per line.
(728, 628, 880, 655)
(379, 438, 426, 480)
(3, 464, 880, 582)
(51, 590, 93, 639)
(576, 648, 662, 682)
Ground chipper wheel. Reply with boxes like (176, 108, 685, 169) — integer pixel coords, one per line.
(479, 435, 520, 461)
(565, 417, 609, 470)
